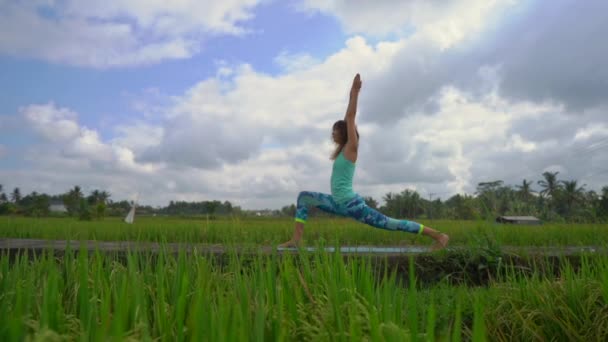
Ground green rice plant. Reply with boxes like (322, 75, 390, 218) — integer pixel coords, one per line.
(425, 290, 437, 342)
(2, 237, 608, 341)
(471, 293, 486, 341)
(2, 216, 608, 247)
(407, 256, 419, 340)
(485, 254, 608, 341)
(451, 289, 463, 342)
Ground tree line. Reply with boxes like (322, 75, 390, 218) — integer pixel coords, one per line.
(2, 171, 608, 222)
(0, 184, 242, 220)
(279, 172, 608, 223)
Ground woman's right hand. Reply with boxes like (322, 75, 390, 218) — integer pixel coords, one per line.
(350, 73, 362, 96)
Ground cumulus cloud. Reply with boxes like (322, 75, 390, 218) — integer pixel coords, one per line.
(298, 0, 515, 47)
(18, 102, 160, 173)
(1, 36, 405, 207)
(138, 37, 403, 170)
(3, 0, 608, 209)
(21, 103, 80, 142)
(0, 0, 265, 67)
(293, 0, 518, 123)
(111, 122, 164, 154)
(481, 1, 608, 111)
(0, 102, 167, 203)
(356, 90, 608, 202)
(139, 114, 263, 169)
(349, 0, 608, 122)
(274, 51, 320, 73)
(8, 29, 608, 208)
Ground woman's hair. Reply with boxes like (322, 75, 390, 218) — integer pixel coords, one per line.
(331, 120, 359, 160)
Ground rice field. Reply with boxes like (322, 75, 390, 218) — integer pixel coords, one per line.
(1, 216, 608, 247)
(1, 216, 608, 341)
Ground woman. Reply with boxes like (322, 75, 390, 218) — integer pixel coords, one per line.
(279, 74, 449, 250)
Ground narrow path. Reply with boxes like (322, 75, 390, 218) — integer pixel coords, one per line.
(0, 238, 605, 256)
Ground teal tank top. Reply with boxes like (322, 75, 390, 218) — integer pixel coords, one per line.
(331, 151, 356, 203)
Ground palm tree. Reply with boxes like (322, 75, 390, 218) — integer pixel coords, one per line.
(537, 172, 561, 199)
(87, 189, 111, 204)
(11, 187, 22, 204)
(382, 192, 398, 217)
(88, 190, 101, 205)
(560, 180, 586, 219)
(515, 179, 535, 213)
(88, 190, 111, 219)
(397, 189, 423, 218)
(63, 186, 84, 216)
(599, 186, 608, 220)
(99, 191, 111, 204)
(362, 196, 378, 209)
(476, 181, 506, 216)
(69, 186, 83, 199)
(516, 179, 535, 201)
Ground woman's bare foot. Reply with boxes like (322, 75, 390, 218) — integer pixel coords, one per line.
(420, 225, 449, 251)
(431, 233, 450, 251)
(279, 222, 305, 248)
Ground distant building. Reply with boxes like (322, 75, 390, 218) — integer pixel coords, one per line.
(49, 201, 67, 213)
(496, 216, 542, 225)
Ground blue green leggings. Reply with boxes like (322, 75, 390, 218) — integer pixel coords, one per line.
(295, 191, 424, 234)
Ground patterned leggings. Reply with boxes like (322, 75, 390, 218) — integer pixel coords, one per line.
(295, 191, 424, 234)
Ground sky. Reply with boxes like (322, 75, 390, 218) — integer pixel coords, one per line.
(1, 0, 607, 210)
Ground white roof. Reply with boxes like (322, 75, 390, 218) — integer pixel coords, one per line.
(499, 216, 541, 220)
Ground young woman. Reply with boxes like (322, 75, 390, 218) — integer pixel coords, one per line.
(279, 74, 449, 250)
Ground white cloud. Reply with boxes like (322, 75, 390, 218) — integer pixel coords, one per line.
(21, 103, 80, 142)
(111, 122, 164, 154)
(298, 0, 516, 48)
(574, 124, 608, 141)
(62, 0, 261, 35)
(8, 28, 608, 209)
(274, 51, 320, 73)
(141, 36, 402, 168)
(333, 0, 608, 133)
(11, 41, 607, 210)
(19, 102, 161, 173)
(4, 1, 608, 209)
(0, 0, 265, 67)
(3, 36, 405, 207)
(506, 134, 537, 153)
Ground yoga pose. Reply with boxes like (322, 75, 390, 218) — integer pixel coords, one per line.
(279, 74, 449, 250)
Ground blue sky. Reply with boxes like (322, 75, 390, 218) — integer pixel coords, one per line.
(0, 1, 344, 138)
(1, 0, 607, 209)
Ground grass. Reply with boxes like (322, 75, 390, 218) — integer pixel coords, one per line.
(1, 216, 608, 340)
(2, 247, 608, 340)
(1, 216, 608, 247)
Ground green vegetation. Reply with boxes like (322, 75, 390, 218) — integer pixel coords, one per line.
(1, 217, 608, 340)
(2, 245, 608, 340)
(1, 216, 608, 247)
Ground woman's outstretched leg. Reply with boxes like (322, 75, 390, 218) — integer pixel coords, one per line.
(278, 191, 341, 248)
(344, 195, 449, 250)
